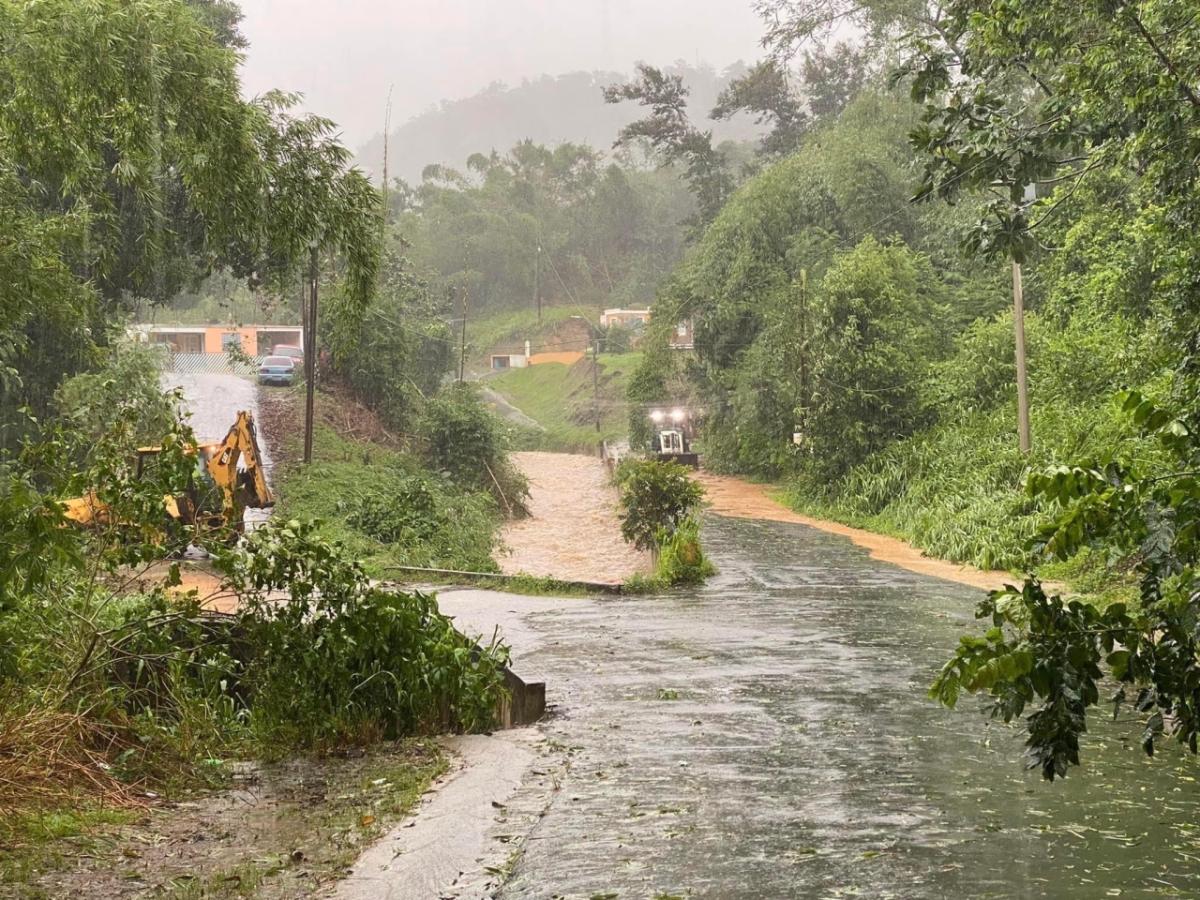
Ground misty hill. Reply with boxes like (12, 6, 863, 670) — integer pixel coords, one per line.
(355, 63, 763, 182)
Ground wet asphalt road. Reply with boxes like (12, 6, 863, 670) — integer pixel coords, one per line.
(465, 515, 1200, 899)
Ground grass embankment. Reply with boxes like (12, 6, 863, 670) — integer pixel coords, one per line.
(467, 305, 597, 370)
(488, 352, 641, 452)
(776, 398, 1147, 605)
(260, 389, 502, 577)
(2, 741, 445, 899)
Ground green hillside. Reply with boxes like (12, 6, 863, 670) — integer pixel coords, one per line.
(487, 352, 641, 451)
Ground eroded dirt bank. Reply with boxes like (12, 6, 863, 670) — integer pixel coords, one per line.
(696, 471, 1016, 593)
(498, 451, 651, 585)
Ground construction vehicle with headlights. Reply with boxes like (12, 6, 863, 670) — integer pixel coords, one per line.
(63, 410, 273, 544)
(648, 408, 699, 468)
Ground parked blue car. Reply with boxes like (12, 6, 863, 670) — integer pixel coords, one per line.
(257, 355, 297, 386)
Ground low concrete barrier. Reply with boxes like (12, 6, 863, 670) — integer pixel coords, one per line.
(495, 666, 546, 728)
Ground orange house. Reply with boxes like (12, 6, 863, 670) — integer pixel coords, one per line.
(139, 325, 303, 356)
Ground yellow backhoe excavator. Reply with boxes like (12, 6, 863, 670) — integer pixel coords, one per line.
(63, 410, 273, 541)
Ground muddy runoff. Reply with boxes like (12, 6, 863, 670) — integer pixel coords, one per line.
(440, 514, 1200, 899)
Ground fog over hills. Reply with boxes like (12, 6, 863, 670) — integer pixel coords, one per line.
(354, 63, 765, 183)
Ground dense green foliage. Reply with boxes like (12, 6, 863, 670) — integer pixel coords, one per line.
(271, 418, 504, 575)
(419, 385, 529, 516)
(655, 517, 716, 586)
(615, 459, 713, 587)
(668, 0, 1200, 778)
(392, 140, 694, 317)
(0, 362, 509, 803)
(933, 393, 1200, 779)
(633, 90, 1004, 475)
(218, 520, 507, 745)
(0, 0, 379, 438)
(0, 0, 515, 816)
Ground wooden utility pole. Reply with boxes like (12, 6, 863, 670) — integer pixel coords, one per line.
(592, 337, 601, 434)
(533, 244, 542, 324)
(380, 87, 393, 242)
(458, 289, 469, 384)
(303, 245, 319, 464)
(796, 269, 809, 434)
(1012, 260, 1031, 454)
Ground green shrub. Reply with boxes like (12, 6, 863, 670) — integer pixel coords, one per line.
(420, 384, 528, 515)
(54, 341, 178, 449)
(216, 519, 509, 747)
(347, 475, 439, 543)
(277, 433, 503, 573)
(617, 459, 705, 553)
(656, 517, 715, 585)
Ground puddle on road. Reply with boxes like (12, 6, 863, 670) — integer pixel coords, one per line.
(493, 515, 1200, 899)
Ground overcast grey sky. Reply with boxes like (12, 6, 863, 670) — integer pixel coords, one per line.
(237, 0, 765, 147)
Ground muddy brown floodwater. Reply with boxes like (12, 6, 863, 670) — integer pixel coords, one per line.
(498, 451, 651, 585)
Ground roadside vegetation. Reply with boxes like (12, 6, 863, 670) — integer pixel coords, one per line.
(0, 1, 522, 890)
(624, 0, 1200, 777)
(1, 347, 511, 887)
(616, 459, 714, 588)
(262, 385, 525, 576)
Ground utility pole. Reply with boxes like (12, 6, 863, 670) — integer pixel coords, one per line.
(303, 244, 318, 464)
(533, 244, 542, 324)
(1012, 259, 1031, 454)
(458, 288, 469, 384)
(796, 269, 809, 436)
(1011, 182, 1034, 455)
(592, 337, 601, 434)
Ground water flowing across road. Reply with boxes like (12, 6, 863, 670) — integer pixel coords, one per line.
(444, 514, 1200, 898)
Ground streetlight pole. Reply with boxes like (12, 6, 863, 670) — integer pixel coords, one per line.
(302, 244, 318, 464)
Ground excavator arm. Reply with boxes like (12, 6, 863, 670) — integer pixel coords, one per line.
(62, 410, 273, 540)
(205, 410, 273, 529)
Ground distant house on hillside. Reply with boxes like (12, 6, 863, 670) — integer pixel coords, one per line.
(600, 308, 651, 329)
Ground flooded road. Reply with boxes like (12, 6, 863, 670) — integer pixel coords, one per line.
(163, 371, 272, 471)
(443, 514, 1200, 899)
(499, 451, 651, 585)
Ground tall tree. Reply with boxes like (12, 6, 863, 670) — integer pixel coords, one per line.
(0, 0, 379, 428)
(711, 60, 809, 158)
(603, 65, 734, 225)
